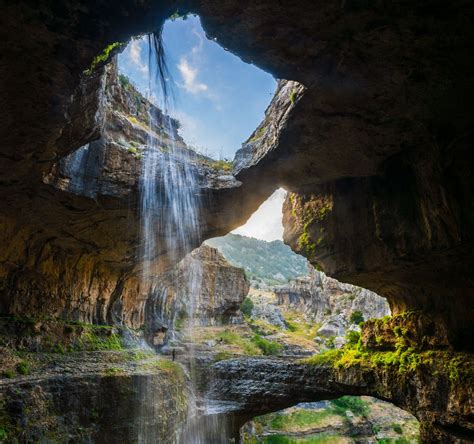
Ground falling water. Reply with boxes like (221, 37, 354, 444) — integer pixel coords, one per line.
(136, 29, 237, 443)
(140, 30, 201, 280)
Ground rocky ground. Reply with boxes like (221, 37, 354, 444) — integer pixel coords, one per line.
(0, 317, 188, 443)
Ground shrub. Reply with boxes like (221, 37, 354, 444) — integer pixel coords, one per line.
(3, 369, 15, 379)
(345, 330, 361, 346)
(252, 334, 282, 355)
(350, 310, 364, 325)
(119, 74, 131, 88)
(392, 423, 403, 434)
(240, 297, 254, 317)
(0, 427, 8, 440)
(16, 361, 30, 376)
(325, 335, 336, 349)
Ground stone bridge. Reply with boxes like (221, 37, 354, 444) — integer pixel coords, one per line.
(208, 357, 474, 443)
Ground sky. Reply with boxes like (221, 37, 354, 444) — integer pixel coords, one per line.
(232, 188, 287, 241)
(118, 15, 276, 159)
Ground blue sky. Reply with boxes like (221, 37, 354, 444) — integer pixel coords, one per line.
(118, 15, 276, 160)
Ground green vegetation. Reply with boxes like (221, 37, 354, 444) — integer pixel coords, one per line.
(253, 334, 282, 355)
(119, 73, 131, 88)
(3, 369, 15, 379)
(104, 367, 123, 376)
(169, 10, 189, 21)
(205, 158, 233, 172)
(259, 409, 332, 432)
(258, 434, 347, 444)
(240, 297, 254, 317)
(213, 351, 233, 362)
(0, 427, 7, 440)
(217, 329, 260, 355)
(76, 331, 124, 351)
(16, 361, 30, 376)
(206, 234, 309, 286)
(350, 310, 364, 324)
(305, 317, 474, 386)
(325, 336, 336, 349)
(331, 396, 369, 417)
(84, 42, 125, 75)
(392, 423, 403, 434)
(289, 89, 297, 104)
(249, 126, 266, 142)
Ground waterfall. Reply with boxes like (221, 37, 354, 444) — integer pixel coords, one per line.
(140, 29, 201, 280)
(137, 30, 236, 443)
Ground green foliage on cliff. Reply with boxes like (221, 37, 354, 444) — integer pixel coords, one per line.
(206, 234, 309, 286)
(76, 330, 124, 351)
(84, 42, 125, 75)
(16, 361, 30, 375)
(305, 317, 474, 385)
(241, 297, 254, 317)
(350, 310, 364, 324)
(119, 73, 131, 88)
(202, 158, 233, 171)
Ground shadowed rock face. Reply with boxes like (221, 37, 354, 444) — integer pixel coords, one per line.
(210, 355, 473, 443)
(2, 0, 472, 335)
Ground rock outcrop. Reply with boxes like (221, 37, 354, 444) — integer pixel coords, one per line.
(210, 351, 473, 443)
(145, 245, 249, 346)
(0, 59, 253, 329)
(274, 269, 390, 341)
(0, 362, 188, 443)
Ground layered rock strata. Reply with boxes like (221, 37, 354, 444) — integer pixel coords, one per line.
(145, 244, 249, 346)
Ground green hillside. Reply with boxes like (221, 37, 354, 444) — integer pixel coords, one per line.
(206, 233, 309, 287)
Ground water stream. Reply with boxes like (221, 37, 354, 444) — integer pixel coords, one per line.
(138, 30, 234, 443)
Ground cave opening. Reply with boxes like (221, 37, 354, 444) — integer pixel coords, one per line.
(2, 2, 473, 443)
(117, 13, 277, 162)
(240, 396, 420, 443)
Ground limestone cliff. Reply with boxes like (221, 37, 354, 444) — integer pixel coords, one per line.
(145, 245, 250, 346)
(275, 269, 390, 340)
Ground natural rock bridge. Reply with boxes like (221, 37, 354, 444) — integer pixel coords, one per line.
(208, 357, 473, 443)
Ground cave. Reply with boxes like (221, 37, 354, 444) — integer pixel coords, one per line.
(1, 1, 473, 443)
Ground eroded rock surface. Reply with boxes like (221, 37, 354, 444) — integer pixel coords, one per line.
(145, 244, 250, 345)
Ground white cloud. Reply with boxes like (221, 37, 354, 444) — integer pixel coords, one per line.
(177, 58, 208, 94)
(127, 38, 148, 75)
(232, 188, 287, 241)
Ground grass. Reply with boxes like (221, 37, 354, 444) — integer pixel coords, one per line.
(217, 330, 261, 355)
(251, 433, 347, 444)
(330, 396, 369, 417)
(253, 334, 282, 355)
(76, 331, 124, 351)
(264, 409, 333, 432)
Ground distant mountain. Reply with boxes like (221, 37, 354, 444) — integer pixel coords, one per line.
(206, 233, 310, 287)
